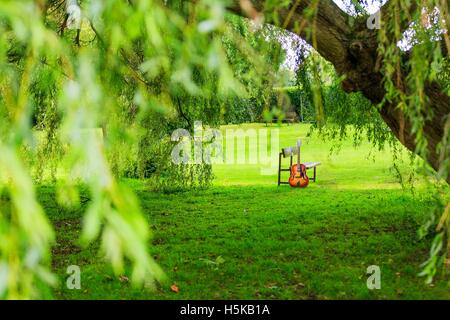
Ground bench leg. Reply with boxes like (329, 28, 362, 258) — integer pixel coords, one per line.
(277, 153, 282, 186)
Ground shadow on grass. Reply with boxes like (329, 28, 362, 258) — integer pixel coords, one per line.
(37, 184, 449, 300)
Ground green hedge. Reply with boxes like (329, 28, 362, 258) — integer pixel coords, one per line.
(222, 86, 316, 124)
(271, 86, 316, 122)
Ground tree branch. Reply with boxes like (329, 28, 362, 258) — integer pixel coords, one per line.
(380, 0, 419, 39)
(226, 0, 352, 70)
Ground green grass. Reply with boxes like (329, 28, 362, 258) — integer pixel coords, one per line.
(43, 123, 449, 299)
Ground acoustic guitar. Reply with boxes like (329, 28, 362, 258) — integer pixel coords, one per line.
(289, 140, 309, 188)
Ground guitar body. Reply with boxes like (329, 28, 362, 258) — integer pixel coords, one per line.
(289, 163, 309, 188)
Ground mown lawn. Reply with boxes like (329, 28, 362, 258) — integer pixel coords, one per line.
(44, 123, 450, 299)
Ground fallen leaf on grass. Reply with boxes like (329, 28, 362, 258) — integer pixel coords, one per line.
(265, 283, 278, 289)
(171, 284, 180, 293)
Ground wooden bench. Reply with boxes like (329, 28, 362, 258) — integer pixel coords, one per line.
(277, 143, 321, 186)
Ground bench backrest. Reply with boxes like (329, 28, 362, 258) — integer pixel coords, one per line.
(282, 139, 302, 158)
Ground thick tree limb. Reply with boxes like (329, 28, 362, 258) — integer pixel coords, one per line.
(228, 0, 352, 73)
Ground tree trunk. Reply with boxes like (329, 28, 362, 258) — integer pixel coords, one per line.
(227, 0, 450, 182)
